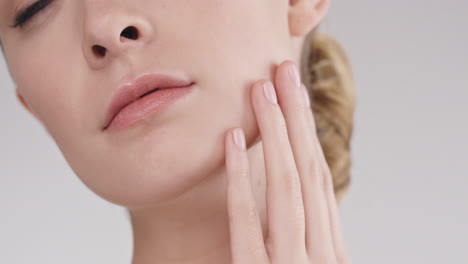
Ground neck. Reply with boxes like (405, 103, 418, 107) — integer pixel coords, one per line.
(129, 140, 267, 264)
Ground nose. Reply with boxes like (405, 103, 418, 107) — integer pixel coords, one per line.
(82, 6, 154, 69)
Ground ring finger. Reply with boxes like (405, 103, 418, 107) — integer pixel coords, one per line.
(273, 61, 336, 261)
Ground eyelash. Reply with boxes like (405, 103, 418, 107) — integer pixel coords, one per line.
(10, 0, 55, 28)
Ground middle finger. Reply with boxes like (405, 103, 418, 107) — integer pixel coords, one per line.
(251, 77, 307, 261)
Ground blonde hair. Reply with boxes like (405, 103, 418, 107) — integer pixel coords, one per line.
(299, 28, 356, 204)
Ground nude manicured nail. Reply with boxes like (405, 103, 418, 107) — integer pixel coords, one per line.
(232, 128, 246, 151)
(263, 81, 278, 105)
(288, 62, 301, 88)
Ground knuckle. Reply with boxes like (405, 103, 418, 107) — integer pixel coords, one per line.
(245, 203, 260, 224)
(309, 162, 333, 195)
(307, 161, 323, 188)
(272, 112, 288, 132)
(301, 105, 310, 118)
(247, 233, 267, 257)
(309, 106, 317, 121)
(229, 195, 258, 222)
(278, 166, 302, 195)
(288, 98, 312, 118)
(305, 157, 321, 179)
(278, 169, 305, 219)
(290, 219, 306, 242)
(321, 169, 334, 193)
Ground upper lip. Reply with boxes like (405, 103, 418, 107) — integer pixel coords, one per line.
(103, 73, 194, 130)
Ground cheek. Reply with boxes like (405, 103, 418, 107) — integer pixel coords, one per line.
(11, 56, 66, 123)
(174, 0, 289, 158)
(9, 44, 85, 151)
(2, 0, 290, 207)
(6, 6, 83, 137)
(181, 0, 286, 96)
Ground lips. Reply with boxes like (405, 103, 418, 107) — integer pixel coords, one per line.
(103, 73, 194, 130)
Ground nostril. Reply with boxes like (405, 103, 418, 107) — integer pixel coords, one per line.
(92, 45, 107, 57)
(120, 26, 139, 40)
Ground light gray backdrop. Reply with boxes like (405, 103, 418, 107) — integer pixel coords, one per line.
(1, 0, 467, 263)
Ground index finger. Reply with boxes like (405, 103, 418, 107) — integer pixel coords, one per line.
(225, 127, 269, 263)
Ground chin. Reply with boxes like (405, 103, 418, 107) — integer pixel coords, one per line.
(64, 120, 230, 208)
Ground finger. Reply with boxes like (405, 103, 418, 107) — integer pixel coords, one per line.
(301, 96, 351, 263)
(251, 79, 307, 260)
(273, 60, 335, 260)
(225, 128, 269, 264)
(302, 87, 351, 264)
(322, 164, 352, 264)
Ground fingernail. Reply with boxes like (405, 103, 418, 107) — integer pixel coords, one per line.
(263, 81, 278, 105)
(288, 62, 301, 88)
(301, 84, 311, 108)
(232, 128, 246, 151)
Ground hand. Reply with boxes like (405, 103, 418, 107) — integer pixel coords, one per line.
(224, 60, 351, 264)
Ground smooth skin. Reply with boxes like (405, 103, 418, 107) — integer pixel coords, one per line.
(225, 61, 350, 264)
(0, 0, 351, 263)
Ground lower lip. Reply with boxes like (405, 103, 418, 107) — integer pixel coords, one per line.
(105, 84, 194, 132)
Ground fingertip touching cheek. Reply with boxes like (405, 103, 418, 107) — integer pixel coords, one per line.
(1, 0, 304, 207)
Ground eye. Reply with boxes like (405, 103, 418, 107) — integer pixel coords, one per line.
(10, 0, 55, 28)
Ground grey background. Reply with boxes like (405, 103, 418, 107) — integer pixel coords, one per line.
(1, 0, 467, 263)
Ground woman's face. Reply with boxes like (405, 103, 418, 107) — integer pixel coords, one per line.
(0, 0, 319, 207)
